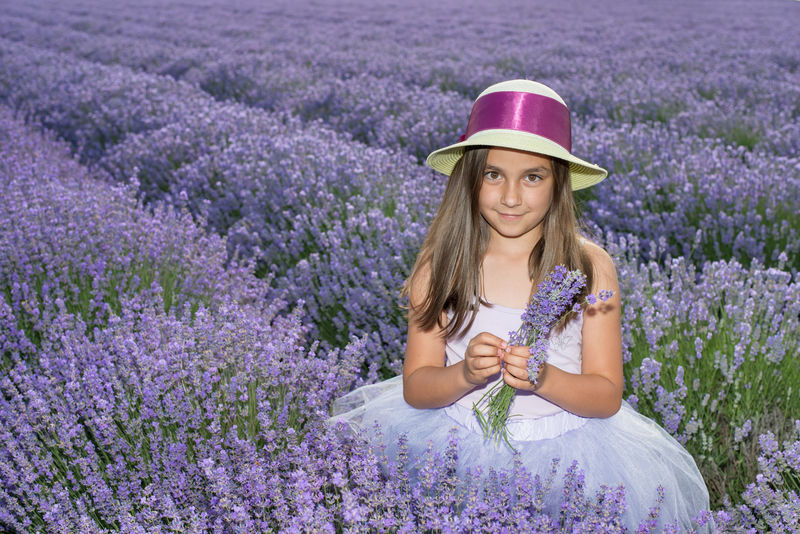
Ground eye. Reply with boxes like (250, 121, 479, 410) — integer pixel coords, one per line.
(484, 170, 501, 181)
(524, 174, 543, 183)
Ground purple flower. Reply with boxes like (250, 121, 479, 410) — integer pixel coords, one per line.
(527, 338, 549, 385)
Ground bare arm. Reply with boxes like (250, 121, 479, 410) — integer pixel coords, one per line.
(500, 244, 624, 418)
(402, 265, 504, 408)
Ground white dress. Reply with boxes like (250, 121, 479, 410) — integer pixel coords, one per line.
(330, 302, 711, 531)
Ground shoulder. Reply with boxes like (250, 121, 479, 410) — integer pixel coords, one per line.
(580, 239, 619, 288)
(581, 239, 615, 269)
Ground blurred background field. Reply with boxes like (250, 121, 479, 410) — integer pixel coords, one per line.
(1, 0, 798, 531)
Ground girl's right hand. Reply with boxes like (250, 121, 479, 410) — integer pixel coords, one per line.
(463, 332, 505, 386)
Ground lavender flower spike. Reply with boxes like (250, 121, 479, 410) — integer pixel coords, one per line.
(527, 338, 549, 385)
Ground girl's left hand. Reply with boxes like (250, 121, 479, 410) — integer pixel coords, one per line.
(500, 346, 542, 392)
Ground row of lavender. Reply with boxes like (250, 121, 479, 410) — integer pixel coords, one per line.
(1, 1, 799, 271)
(0, 107, 727, 532)
(1, 101, 796, 532)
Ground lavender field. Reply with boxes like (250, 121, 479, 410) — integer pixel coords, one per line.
(1, 0, 799, 531)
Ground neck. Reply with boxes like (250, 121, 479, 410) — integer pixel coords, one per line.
(485, 228, 541, 261)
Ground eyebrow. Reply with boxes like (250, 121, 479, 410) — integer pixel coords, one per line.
(485, 164, 552, 174)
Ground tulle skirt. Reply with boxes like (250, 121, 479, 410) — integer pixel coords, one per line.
(329, 376, 711, 532)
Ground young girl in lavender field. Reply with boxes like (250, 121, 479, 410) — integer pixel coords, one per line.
(331, 80, 710, 530)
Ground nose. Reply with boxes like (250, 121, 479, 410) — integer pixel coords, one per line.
(500, 180, 522, 207)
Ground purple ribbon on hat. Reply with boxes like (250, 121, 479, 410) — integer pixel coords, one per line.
(458, 91, 572, 152)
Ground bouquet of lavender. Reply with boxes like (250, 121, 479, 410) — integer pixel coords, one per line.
(472, 265, 613, 447)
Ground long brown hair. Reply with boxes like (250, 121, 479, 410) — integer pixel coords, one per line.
(403, 146, 594, 339)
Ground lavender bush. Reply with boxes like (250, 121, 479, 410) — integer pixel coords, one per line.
(156, 122, 439, 376)
(0, 41, 210, 164)
(711, 423, 800, 532)
(606, 232, 799, 508)
(0, 107, 357, 531)
(0, 106, 267, 342)
(577, 122, 800, 270)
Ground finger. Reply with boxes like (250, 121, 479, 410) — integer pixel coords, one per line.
(507, 345, 532, 357)
(502, 368, 532, 391)
(471, 332, 508, 349)
(502, 361, 528, 381)
(468, 344, 504, 359)
(480, 364, 501, 378)
(502, 353, 530, 370)
(466, 364, 500, 385)
(475, 364, 500, 379)
(471, 356, 500, 370)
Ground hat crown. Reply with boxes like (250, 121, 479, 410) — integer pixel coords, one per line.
(425, 78, 607, 190)
(463, 80, 572, 152)
(476, 79, 566, 107)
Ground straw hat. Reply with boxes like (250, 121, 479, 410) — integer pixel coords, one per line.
(426, 79, 607, 190)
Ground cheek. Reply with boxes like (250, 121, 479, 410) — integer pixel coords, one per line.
(477, 188, 497, 208)
(527, 190, 552, 211)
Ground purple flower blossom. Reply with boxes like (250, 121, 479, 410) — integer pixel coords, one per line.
(527, 338, 549, 385)
(598, 289, 614, 302)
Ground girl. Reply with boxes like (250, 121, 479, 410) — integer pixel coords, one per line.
(331, 79, 710, 530)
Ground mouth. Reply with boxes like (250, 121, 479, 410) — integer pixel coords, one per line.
(497, 212, 524, 220)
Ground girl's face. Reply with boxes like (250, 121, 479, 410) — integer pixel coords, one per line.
(478, 147, 554, 246)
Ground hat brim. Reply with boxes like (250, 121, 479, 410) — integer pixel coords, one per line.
(426, 129, 607, 191)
